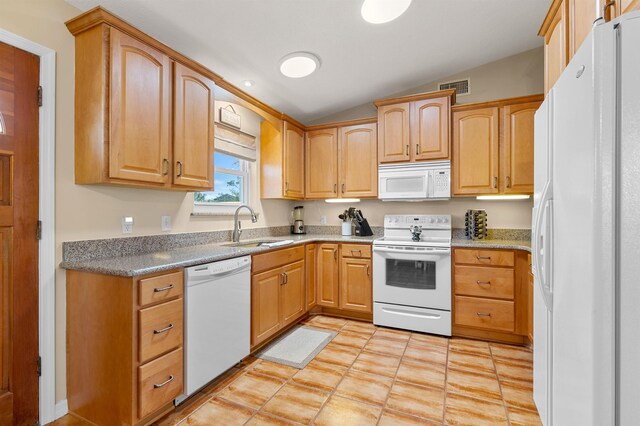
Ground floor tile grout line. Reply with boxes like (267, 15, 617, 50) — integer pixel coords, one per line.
(443, 336, 451, 426)
(375, 328, 412, 426)
(489, 343, 513, 426)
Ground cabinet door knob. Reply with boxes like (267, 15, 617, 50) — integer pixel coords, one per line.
(506, 176, 511, 188)
(405, 144, 409, 156)
(163, 158, 169, 176)
(493, 176, 498, 188)
(334, 249, 337, 260)
(176, 161, 183, 177)
(602, 0, 615, 21)
(366, 264, 370, 276)
(341, 183, 345, 194)
(334, 183, 337, 193)
(415, 143, 419, 156)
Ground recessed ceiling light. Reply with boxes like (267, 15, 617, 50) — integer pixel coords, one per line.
(361, 0, 412, 24)
(243, 80, 255, 87)
(279, 52, 321, 78)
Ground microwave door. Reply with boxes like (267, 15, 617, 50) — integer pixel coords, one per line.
(379, 170, 429, 199)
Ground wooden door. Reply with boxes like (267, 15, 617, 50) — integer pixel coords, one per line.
(615, 0, 640, 17)
(305, 128, 338, 198)
(339, 123, 378, 198)
(280, 261, 306, 327)
(173, 62, 215, 189)
(378, 103, 410, 163)
(305, 244, 317, 310)
(339, 258, 372, 313)
(544, 0, 568, 94)
(452, 108, 500, 195)
(251, 268, 282, 346)
(411, 97, 450, 161)
(569, 0, 600, 57)
(0, 42, 40, 425)
(109, 29, 171, 184)
(283, 121, 305, 198)
(501, 102, 540, 194)
(316, 244, 339, 308)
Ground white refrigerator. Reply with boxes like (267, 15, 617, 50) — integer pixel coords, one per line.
(533, 11, 640, 426)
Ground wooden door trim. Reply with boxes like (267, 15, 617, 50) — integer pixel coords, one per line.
(0, 28, 57, 424)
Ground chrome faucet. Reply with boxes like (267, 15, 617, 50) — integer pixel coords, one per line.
(232, 204, 258, 242)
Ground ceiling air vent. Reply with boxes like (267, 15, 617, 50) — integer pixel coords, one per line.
(439, 78, 470, 96)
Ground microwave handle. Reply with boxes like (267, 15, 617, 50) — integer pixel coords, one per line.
(427, 170, 433, 197)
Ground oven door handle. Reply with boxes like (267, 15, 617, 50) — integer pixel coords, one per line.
(373, 246, 451, 255)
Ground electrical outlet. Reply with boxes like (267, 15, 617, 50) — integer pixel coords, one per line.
(161, 215, 172, 232)
(122, 216, 134, 234)
(320, 215, 327, 225)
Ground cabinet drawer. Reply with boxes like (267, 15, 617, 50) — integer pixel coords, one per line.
(454, 296, 514, 332)
(139, 271, 183, 308)
(454, 248, 514, 267)
(139, 299, 183, 363)
(454, 266, 514, 299)
(138, 348, 183, 419)
(341, 244, 372, 259)
(252, 245, 304, 274)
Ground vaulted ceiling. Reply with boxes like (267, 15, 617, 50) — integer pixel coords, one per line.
(66, 0, 550, 124)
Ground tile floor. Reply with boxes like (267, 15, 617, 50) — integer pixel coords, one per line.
(53, 315, 541, 426)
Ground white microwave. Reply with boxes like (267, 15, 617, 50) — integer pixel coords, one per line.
(378, 161, 450, 201)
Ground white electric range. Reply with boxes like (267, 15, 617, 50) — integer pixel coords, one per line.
(373, 214, 452, 336)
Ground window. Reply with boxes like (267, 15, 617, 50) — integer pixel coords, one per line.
(194, 151, 249, 208)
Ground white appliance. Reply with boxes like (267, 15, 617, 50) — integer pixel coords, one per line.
(533, 12, 640, 425)
(373, 214, 452, 335)
(177, 256, 251, 403)
(378, 161, 450, 200)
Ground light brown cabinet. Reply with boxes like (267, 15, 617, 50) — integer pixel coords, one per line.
(452, 96, 542, 196)
(305, 244, 317, 310)
(375, 90, 455, 164)
(317, 243, 372, 314)
(67, 22, 215, 191)
(251, 246, 306, 347)
(66, 269, 184, 425)
(317, 243, 340, 308)
(260, 118, 306, 200)
(305, 121, 378, 199)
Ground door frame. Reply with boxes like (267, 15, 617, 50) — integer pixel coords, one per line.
(0, 28, 56, 425)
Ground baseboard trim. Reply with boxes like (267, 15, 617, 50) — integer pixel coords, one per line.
(54, 400, 68, 420)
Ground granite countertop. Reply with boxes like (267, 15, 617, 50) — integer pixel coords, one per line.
(452, 238, 531, 253)
(60, 234, 378, 277)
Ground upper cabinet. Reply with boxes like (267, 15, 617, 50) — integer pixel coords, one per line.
(375, 90, 455, 164)
(67, 13, 215, 191)
(305, 120, 378, 200)
(260, 118, 306, 200)
(540, 0, 639, 94)
(452, 95, 543, 197)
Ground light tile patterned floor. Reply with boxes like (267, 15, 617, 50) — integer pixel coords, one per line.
(53, 315, 542, 426)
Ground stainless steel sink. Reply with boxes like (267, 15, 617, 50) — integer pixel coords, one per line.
(223, 240, 280, 248)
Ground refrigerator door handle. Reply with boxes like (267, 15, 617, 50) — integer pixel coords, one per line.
(534, 181, 554, 311)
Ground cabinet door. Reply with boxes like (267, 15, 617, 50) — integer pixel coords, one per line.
(251, 268, 282, 346)
(411, 97, 450, 161)
(281, 261, 306, 327)
(339, 123, 378, 198)
(378, 103, 410, 163)
(544, 0, 568, 94)
(615, 0, 640, 17)
(173, 62, 215, 189)
(501, 102, 540, 194)
(109, 29, 171, 184)
(306, 244, 317, 310)
(339, 257, 372, 313)
(305, 128, 338, 198)
(317, 244, 339, 308)
(569, 0, 600, 57)
(283, 121, 305, 198)
(452, 107, 500, 195)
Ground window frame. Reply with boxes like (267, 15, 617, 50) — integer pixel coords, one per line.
(192, 150, 251, 215)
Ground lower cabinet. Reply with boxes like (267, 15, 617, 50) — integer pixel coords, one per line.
(66, 269, 184, 426)
(305, 244, 317, 309)
(453, 248, 530, 343)
(251, 246, 306, 348)
(317, 243, 372, 314)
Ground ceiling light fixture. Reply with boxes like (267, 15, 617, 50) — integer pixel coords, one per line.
(361, 0, 412, 24)
(325, 198, 361, 203)
(243, 80, 255, 87)
(279, 52, 321, 78)
(476, 195, 531, 201)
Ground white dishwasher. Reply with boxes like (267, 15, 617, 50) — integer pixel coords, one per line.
(177, 256, 251, 403)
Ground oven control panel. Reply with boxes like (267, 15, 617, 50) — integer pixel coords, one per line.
(384, 215, 451, 229)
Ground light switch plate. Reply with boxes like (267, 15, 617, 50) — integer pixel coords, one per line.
(161, 215, 172, 232)
(122, 216, 133, 234)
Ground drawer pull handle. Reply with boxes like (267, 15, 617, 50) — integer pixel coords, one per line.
(351, 249, 362, 254)
(476, 280, 491, 285)
(476, 312, 492, 317)
(153, 284, 174, 293)
(476, 256, 492, 260)
(153, 375, 174, 389)
(366, 264, 370, 276)
(153, 323, 174, 334)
